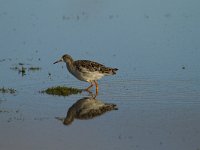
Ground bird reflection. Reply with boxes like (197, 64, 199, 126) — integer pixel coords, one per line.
(57, 96, 118, 125)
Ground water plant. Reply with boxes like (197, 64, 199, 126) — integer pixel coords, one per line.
(0, 87, 16, 94)
(28, 67, 41, 71)
(41, 86, 82, 96)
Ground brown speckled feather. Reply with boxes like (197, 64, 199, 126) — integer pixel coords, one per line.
(74, 60, 118, 75)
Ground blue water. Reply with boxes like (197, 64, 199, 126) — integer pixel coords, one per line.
(1, 0, 200, 150)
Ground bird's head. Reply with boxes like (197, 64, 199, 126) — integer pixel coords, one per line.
(53, 54, 74, 64)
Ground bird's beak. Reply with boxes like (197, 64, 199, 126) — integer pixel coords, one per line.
(53, 58, 63, 64)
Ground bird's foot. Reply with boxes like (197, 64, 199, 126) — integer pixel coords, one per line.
(83, 89, 97, 99)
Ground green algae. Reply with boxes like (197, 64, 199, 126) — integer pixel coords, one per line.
(41, 86, 82, 96)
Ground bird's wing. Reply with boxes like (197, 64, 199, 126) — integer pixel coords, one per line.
(74, 60, 104, 72)
(74, 60, 118, 74)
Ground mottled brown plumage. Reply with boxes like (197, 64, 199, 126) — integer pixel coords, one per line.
(74, 60, 118, 75)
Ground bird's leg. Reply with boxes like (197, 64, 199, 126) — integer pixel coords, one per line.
(94, 81, 99, 96)
(85, 82, 94, 91)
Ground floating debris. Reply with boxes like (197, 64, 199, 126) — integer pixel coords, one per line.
(0, 87, 16, 94)
(109, 15, 114, 19)
(182, 66, 186, 70)
(144, 14, 150, 19)
(164, 13, 172, 18)
(0, 109, 19, 114)
(62, 12, 89, 21)
(0, 59, 6, 62)
(18, 63, 24, 66)
(41, 86, 82, 96)
(48, 72, 52, 79)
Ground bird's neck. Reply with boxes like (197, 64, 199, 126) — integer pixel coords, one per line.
(64, 107, 75, 125)
(66, 62, 75, 74)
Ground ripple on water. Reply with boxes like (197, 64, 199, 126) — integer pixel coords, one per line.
(99, 77, 200, 104)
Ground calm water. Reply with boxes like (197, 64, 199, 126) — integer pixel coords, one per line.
(1, 0, 200, 150)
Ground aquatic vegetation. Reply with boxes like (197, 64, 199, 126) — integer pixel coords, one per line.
(0, 110, 9, 113)
(28, 67, 41, 71)
(0, 87, 16, 94)
(10, 66, 26, 76)
(19, 66, 26, 74)
(0, 59, 6, 62)
(10, 64, 41, 76)
(41, 86, 82, 96)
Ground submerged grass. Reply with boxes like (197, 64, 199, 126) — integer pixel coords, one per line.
(41, 86, 82, 96)
(0, 87, 16, 94)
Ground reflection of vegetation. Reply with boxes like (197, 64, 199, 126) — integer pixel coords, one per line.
(0, 87, 16, 94)
(41, 86, 82, 96)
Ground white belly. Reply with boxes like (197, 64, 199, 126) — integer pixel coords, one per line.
(67, 64, 104, 82)
(74, 70, 104, 82)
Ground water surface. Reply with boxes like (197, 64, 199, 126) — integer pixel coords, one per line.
(0, 0, 200, 150)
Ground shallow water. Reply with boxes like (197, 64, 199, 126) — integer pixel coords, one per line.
(1, 0, 200, 150)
